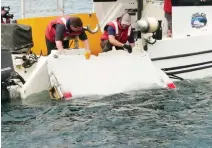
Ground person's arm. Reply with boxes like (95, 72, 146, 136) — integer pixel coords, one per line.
(55, 24, 65, 51)
(107, 26, 124, 47)
(78, 30, 90, 51)
(83, 39, 90, 51)
(79, 30, 91, 59)
(128, 30, 135, 48)
(130, 43, 135, 47)
(55, 41, 63, 50)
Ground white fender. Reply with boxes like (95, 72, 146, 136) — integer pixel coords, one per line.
(137, 17, 159, 33)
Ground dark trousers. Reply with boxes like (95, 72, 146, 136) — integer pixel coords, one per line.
(164, 12, 172, 31)
(100, 40, 124, 52)
(45, 36, 70, 55)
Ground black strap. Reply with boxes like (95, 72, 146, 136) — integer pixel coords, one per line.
(66, 18, 71, 32)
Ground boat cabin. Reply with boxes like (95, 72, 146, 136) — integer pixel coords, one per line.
(172, 0, 212, 38)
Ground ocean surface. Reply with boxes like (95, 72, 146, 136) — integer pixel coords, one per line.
(2, 77, 212, 148)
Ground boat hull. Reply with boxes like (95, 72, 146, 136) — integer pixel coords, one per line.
(147, 34, 212, 80)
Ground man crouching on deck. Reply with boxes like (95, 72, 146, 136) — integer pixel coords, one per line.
(45, 16, 91, 59)
(100, 13, 135, 53)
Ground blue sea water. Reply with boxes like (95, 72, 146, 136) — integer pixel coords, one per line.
(2, 77, 212, 148)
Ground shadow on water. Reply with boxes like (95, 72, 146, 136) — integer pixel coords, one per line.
(1, 77, 212, 148)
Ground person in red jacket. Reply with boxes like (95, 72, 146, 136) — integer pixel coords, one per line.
(100, 13, 135, 53)
(45, 16, 91, 59)
(164, 0, 172, 37)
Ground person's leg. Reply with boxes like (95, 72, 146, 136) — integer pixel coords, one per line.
(165, 12, 172, 37)
(62, 40, 70, 49)
(100, 40, 113, 52)
(45, 36, 56, 55)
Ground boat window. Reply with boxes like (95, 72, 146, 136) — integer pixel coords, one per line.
(172, 0, 212, 6)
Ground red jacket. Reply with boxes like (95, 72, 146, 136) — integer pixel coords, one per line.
(45, 16, 82, 42)
(100, 18, 132, 44)
(164, 0, 172, 14)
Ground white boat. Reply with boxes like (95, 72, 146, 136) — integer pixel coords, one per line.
(2, 0, 212, 101)
(93, 0, 212, 81)
(1, 23, 175, 101)
(4, 49, 176, 101)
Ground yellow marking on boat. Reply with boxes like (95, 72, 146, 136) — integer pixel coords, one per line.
(17, 13, 102, 56)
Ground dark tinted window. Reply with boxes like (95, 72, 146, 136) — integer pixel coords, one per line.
(172, 0, 212, 6)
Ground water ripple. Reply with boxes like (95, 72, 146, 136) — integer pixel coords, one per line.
(2, 77, 212, 148)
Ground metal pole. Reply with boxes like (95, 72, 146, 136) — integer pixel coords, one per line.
(92, 0, 95, 13)
(136, 0, 143, 41)
(61, 0, 64, 15)
(137, 0, 143, 20)
(21, 0, 25, 18)
(57, 0, 64, 15)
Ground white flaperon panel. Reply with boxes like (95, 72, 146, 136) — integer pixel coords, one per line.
(47, 49, 174, 97)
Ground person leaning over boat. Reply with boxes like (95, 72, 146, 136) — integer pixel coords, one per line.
(45, 16, 91, 59)
(164, 0, 172, 37)
(100, 13, 135, 53)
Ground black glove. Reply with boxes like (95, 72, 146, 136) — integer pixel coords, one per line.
(123, 44, 132, 53)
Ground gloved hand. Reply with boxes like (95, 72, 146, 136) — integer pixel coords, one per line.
(84, 50, 91, 60)
(123, 44, 132, 53)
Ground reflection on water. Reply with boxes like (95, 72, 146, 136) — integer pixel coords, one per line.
(2, 78, 212, 148)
